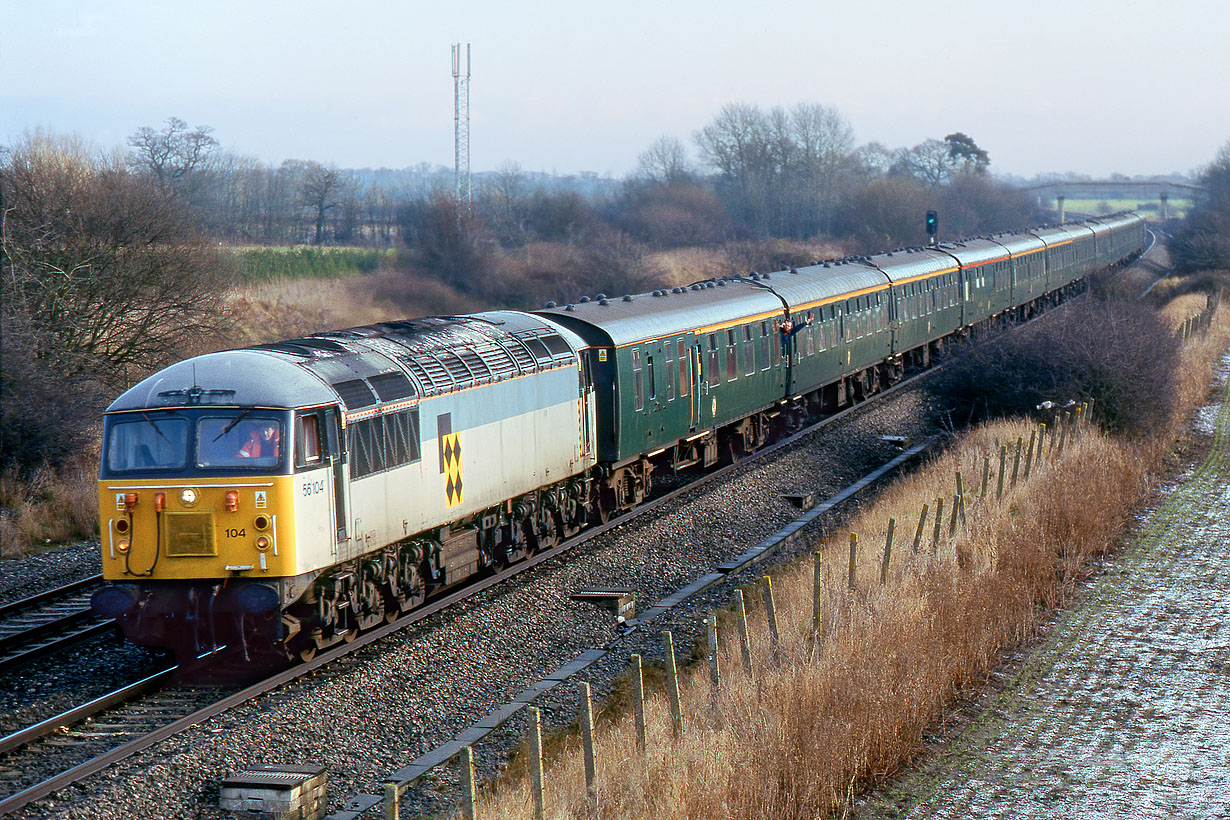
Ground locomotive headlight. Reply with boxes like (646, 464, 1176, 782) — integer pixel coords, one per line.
(255, 535, 271, 551)
(116, 539, 130, 553)
(180, 488, 199, 506)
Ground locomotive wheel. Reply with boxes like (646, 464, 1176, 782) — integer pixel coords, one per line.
(297, 642, 318, 662)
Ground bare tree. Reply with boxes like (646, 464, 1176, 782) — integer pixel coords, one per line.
(482, 162, 531, 246)
(1, 131, 230, 467)
(790, 103, 855, 234)
(295, 160, 342, 244)
(695, 103, 774, 232)
(127, 117, 219, 198)
(894, 139, 960, 186)
(635, 135, 693, 186)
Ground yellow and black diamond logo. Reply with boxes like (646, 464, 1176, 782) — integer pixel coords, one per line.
(442, 432, 463, 507)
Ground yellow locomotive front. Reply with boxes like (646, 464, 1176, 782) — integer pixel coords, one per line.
(93, 407, 300, 662)
(90, 348, 348, 665)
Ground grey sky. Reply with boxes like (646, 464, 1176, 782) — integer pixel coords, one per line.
(2, 0, 1225, 178)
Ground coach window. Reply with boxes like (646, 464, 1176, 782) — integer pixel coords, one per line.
(726, 329, 738, 381)
(677, 339, 688, 397)
(632, 348, 644, 411)
(708, 334, 721, 387)
(647, 355, 656, 402)
(759, 322, 771, 369)
(295, 413, 322, 469)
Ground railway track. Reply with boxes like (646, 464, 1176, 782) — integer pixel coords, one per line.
(0, 576, 114, 674)
(0, 364, 938, 817)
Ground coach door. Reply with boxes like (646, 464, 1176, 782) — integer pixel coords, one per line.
(579, 356, 595, 460)
(690, 342, 704, 427)
(324, 406, 348, 548)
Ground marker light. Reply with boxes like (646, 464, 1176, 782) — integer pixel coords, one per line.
(154, 492, 165, 512)
(116, 539, 130, 553)
(255, 535, 270, 550)
(224, 490, 239, 512)
(123, 492, 139, 510)
(180, 488, 198, 506)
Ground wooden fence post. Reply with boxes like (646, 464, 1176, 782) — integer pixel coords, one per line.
(931, 497, 944, 554)
(848, 534, 858, 589)
(384, 783, 400, 820)
(997, 444, 1007, 501)
(737, 589, 756, 678)
(980, 455, 990, 498)
(579, 683, 598, 820)
(1024, 430, 1036, 479)
(629, 658, 646, 756)
(1057, 411, 1069, 456)
(880, 518, 895, 585)
(706, 611, 720, 690)
(459, 746, 478, 820)
(955, 470, 967, 528)
(912, 503, 928, 554)
(762, 575, 780, 647)
(664, 631, 684, 739)
(811, 554, 823, 641)
(1011, 436, 1022, 488)
(528, 705, 546, 819)
(1038, 422, 1047, 464)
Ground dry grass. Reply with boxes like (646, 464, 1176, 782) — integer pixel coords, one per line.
(0, 456, 98, 558)
(213, 268, 483, 350)
(475, 302, 1230, 820)
(648, 240, 850, 289)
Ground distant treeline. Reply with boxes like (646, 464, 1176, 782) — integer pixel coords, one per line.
(118, 110, 1046, 253)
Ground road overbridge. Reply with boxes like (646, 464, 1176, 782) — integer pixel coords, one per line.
(1017, 180, 1203, 221)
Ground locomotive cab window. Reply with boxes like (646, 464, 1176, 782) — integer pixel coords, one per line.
(198, 415, 285, 469)
(295, 413, 323, 468)
(106, 415, 189, 472)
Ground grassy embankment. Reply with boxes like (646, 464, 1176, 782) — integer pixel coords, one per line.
(470, 292, 1229, 820)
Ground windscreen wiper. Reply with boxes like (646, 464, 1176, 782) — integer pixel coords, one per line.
(214, 409, 253, 442)
(141, 412, 173, 445)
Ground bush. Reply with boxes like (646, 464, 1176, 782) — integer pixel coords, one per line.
(927, 295, 1181, 437)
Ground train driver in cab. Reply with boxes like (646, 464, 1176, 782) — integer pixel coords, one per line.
(239, 420, 281, 459)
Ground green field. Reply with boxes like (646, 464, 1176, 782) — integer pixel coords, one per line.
(231, 246, 394, 283)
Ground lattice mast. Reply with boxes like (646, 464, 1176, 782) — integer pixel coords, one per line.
(452, 43, 472, 215)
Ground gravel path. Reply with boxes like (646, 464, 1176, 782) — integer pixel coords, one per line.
(3, 387, 942, 819)
(859, 355, 1230, 819)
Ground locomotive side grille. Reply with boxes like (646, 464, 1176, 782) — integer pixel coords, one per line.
(504, 339, 537, 372)
(438, 351, 475, 387)
(164, 512, 217, 556)
(457, 349, 492, 380)
(418, 355, 454, 390)
(472, 341, 519, 379)
(400, 358, 434, 393)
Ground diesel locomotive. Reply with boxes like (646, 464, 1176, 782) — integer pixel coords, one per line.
(92, 213, 1147, 663)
